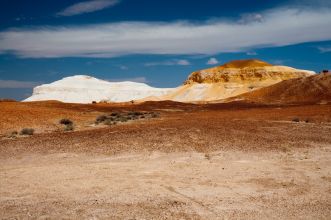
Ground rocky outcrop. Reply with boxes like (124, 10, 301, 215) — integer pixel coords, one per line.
(184, 59, 314, 85)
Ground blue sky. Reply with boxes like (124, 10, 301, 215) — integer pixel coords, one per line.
(0, 0, 330, 100)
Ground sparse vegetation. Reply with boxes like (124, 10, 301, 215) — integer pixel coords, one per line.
(96, 115, 108, 124)
(59, 118, 74, 131)
(292, 118, 300, 123)
(119, 116, 128, 122)
(104, 119, 116, 126)
(64, 124, 74, 131)
(59, 118, 73, 125)
(95, 111, 160, 126)
(20, 128, 34, 135)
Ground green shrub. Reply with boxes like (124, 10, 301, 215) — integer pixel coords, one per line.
(20, 128, 34, 135)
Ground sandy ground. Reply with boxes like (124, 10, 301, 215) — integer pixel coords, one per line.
(0, 101, 331, 219)
(1, 148, 331, 219)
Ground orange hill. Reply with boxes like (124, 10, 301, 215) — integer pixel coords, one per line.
(147, 59, 314, 102)
(184, 59, 313, 84)
(227, 72, 331, 104)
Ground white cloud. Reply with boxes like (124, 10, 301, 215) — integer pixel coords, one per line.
(145, 59, 190, 66)
(1, 7, 331, 58)
(0, 79, 41, 88)
(239, 13, 264, 24)
(317, 46, 331, 53)
(207, 57, 219, 65)
(57, 0, 120, 17)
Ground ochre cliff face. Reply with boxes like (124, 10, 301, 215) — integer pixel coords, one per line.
(184, 59, 314, 85)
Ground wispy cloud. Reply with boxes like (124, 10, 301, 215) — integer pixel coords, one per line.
(119, 65, 129, 70)
(145, 59, 191, 67)
(0, 7, 331, 58)
(0, 79, 41, 88)
(317, 46, 331, 53)
(57, 0, 120, 17)
(207, 57, 219, 65)
(107, 77, 148, 83)
(267, 59, 291, 65)
(246, 51, 257, 55)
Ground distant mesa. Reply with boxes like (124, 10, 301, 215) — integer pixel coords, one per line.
(24, 59, 319, 104)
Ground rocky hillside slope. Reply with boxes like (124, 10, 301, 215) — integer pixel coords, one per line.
(226, 72, 331, 104)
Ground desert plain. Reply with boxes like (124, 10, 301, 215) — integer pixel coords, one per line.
(0, 100, 330, 219)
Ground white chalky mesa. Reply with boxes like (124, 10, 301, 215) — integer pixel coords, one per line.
(24, 75, 174, 104)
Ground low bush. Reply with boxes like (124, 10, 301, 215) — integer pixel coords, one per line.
(104, 119, 116, 126)
(292, 118, 300, 123)
(119, 117, 128, 122)
(96, 115, 108, 123)
(20, 128, 34, 135)
(59, 118, 73, 125)
(64, 124, 74, 131)
(111, 112, 119, 117)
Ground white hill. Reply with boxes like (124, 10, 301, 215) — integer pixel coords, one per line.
(24, 75, 174, 103)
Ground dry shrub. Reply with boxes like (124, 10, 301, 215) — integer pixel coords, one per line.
(59, 118, 73, 125)
(20, 128, 34, 135)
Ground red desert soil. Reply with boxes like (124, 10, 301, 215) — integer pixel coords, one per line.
(0, 101, 331, 219)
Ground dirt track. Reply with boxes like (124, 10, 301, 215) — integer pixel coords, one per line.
(0, 101, 331, 219)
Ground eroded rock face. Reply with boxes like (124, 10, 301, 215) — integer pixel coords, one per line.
(184, 59, 314, 85)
